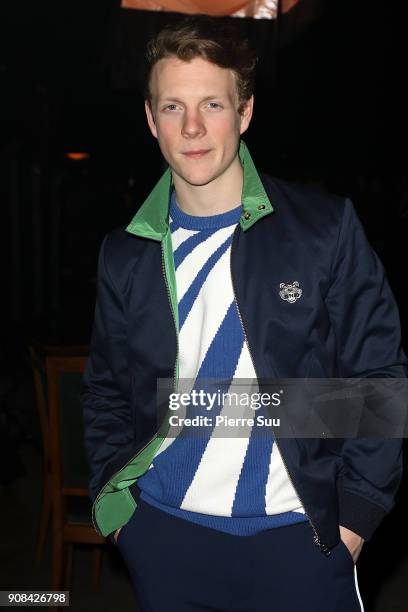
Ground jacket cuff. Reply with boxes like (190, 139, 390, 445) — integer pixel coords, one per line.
(337, 488, 387, 541)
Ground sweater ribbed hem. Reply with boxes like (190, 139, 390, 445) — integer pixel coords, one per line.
(140, 491, 308, 536)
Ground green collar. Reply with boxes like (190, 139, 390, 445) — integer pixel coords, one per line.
(126, 139, 274, 240)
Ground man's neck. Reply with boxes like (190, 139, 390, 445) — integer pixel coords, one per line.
(172, 154, 243, 217)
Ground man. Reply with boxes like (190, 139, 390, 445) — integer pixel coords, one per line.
(81, 15, 407, 611)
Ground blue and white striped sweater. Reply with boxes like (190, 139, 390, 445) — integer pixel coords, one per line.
(137, 190, 308, 535)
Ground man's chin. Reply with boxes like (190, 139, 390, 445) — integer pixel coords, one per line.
(172, 168, 219, 188)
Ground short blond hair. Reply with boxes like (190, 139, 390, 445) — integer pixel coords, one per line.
(144, 15, 257, 114)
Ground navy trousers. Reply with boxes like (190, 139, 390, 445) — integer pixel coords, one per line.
(116, 498, 364, 612)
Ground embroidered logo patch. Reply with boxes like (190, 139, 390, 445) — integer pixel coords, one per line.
(279, 282, 302, 303)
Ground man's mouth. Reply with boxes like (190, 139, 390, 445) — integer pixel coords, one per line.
(182, 149, 211, 159)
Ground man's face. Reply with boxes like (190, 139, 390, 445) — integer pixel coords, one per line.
(145, 56, 253, 187)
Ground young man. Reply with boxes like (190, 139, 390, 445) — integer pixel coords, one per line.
(82, 15, 407, 611)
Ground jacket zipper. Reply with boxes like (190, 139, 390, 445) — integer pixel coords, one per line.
(161, 240, 179, 391)
(229, 224, 331, 557)
(91, 240, 179, 537)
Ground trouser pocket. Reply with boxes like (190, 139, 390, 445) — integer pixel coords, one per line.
(337, 537, 356, 569)
(116, 504, 140, 546)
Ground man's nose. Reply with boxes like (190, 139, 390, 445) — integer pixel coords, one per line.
(181, 110, 206, 138)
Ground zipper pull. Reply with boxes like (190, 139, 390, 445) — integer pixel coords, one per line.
(313, 534, 332, 557)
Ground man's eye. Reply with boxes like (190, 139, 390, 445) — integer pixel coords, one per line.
(164, 104, 178, 111)
(208, 102, 221, 109)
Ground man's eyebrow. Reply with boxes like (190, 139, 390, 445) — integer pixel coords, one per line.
(158, 95, 227, 103)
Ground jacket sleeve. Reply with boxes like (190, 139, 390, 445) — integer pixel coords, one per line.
(81, 233, 134, 506)
(325, 198, 407, 541)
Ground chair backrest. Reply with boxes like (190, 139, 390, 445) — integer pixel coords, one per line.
(29, 344, 89, 470)
(45, 355, 91, 522)
(33, 343, 89, 357)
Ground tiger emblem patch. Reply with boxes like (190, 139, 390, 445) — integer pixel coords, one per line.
(279, 281, 302, 303)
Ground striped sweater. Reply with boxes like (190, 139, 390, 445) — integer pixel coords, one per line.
(137, 189, 308, 535)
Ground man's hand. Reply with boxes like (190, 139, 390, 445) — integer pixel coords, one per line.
(113, 527, 122, 544)
(339, 525, 364, 564)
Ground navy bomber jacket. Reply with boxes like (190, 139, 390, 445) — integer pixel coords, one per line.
(81, 139, 407, 553)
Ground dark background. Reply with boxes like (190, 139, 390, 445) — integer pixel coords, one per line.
(1, 1, 407, 609)
(1, 0, 407, 345)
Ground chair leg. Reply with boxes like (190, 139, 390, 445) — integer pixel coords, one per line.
(51, 530, 63, 591)
(92, 547, 103, 591)
(50, 539, 69, 612)
(64, 544, 73, 590)
(35, 471, 51, 564)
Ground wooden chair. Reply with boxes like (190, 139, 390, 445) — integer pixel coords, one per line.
(30, 346, 106, 606)
(29, 343, 89, 565)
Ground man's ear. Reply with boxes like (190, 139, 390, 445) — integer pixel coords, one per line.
(239, 95, 254, 136)
(145, 99, 158, 139)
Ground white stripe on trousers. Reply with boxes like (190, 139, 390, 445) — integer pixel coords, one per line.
(354, 565, 365, 611)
